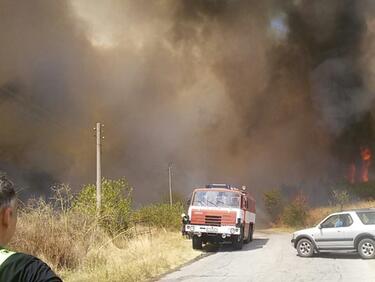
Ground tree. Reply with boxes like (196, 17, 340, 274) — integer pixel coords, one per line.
(330, 189, 350, 211)
(263, 189, 284, 223)
(73, 178, 132, 234)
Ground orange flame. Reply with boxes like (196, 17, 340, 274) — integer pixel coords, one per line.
(360, 147, 371, 182)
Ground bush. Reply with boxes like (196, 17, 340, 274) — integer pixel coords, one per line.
(10, 185, 106, 270)
(132, 203, 184, 230)
(330, 189, 350, 211)
(283, 192, 309, 227)
(73, 178, 132, 234)
(263, 189, 284, 223)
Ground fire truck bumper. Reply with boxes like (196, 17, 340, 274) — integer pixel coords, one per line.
(185, 224, 240, 235)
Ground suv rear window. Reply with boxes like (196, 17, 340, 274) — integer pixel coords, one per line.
(356, 211, 375, 225)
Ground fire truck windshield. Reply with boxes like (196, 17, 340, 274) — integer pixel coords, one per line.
(192, 190, 241, 208)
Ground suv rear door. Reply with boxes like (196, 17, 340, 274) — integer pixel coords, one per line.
(315, 214, 354, 249)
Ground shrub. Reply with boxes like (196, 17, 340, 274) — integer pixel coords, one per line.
(10, 185, 106, 270)
(330, 189, 350, 211)
(73, 178, 132, 234)
(132, 202, 184, 230)
(263, 189, 284, 223)
(283, 192, 309, 227)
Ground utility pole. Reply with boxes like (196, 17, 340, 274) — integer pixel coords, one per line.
(95, 122, 103, 215)
(168, 162, 173, 206)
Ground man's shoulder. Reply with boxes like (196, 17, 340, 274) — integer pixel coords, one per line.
(0, 251, 62, 282)
(2, 251, 36, 265)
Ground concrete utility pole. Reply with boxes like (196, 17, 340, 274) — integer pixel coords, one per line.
(95, 122, 103, 214)
(168, 162, 173, 206)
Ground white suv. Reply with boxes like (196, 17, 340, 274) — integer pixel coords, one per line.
(291, 209, 375, 259)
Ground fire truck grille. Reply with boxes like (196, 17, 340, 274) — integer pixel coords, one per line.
(205, 215, 222, 226)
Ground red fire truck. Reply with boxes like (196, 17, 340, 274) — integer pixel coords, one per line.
(183, 184, 256, 250)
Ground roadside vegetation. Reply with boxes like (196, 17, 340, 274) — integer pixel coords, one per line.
(10, 179, 199, 282)
(263, 189, 309, 228)
(264, 181, 375, 230)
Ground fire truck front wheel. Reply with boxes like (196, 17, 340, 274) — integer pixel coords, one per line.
(232, 228, 244, 250)
(192, 235, 203, 250)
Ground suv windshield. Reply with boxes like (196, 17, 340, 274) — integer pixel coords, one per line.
(192, 190, 240, 208)
(357, 211, 375, 225)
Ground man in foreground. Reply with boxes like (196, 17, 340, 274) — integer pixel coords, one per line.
(0, 176, 62, 282)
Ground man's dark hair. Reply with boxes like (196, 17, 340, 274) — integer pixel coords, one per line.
(0, 176, 16, 209)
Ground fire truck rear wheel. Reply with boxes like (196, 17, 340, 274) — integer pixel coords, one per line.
(192, 235, 203, 250)
(244, 225, 250, 244)
(244, 225, 253, 244)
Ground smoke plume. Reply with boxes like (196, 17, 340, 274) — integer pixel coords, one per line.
(0, 0, 375, 204)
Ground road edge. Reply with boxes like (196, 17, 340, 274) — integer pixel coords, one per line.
(150, 251, 212, 281)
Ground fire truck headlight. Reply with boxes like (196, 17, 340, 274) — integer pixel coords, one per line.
(230, 228, 236, 234)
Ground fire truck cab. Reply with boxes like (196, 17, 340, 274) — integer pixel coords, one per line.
(183, 184, 256, 250)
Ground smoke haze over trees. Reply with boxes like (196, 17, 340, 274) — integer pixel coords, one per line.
(1, 0, 375, 203)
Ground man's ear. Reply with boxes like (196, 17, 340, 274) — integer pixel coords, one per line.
(1, 207, 12, 227)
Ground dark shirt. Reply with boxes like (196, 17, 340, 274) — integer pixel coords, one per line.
(0, 250, 62, 282)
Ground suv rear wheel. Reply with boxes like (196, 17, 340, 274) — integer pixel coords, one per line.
(296, 238, 314, 257)
(358, 238, 375, 259)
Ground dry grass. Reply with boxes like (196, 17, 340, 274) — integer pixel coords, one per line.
(9, 198, 200, 282)
(10, 200, 100, 271)
(307, 200, 375, 226)
(61, 231, 199, 282)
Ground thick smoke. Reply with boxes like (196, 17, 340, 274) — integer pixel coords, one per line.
(283, 0, 375, 176)
(0, 0, 374, 204)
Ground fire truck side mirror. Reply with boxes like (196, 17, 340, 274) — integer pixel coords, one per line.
(181, 214, 189, 224)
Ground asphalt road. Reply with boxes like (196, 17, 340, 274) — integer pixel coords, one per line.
(160, 231, 375, 282)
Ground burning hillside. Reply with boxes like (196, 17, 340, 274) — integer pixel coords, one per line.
(348, 147, 372, 184)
